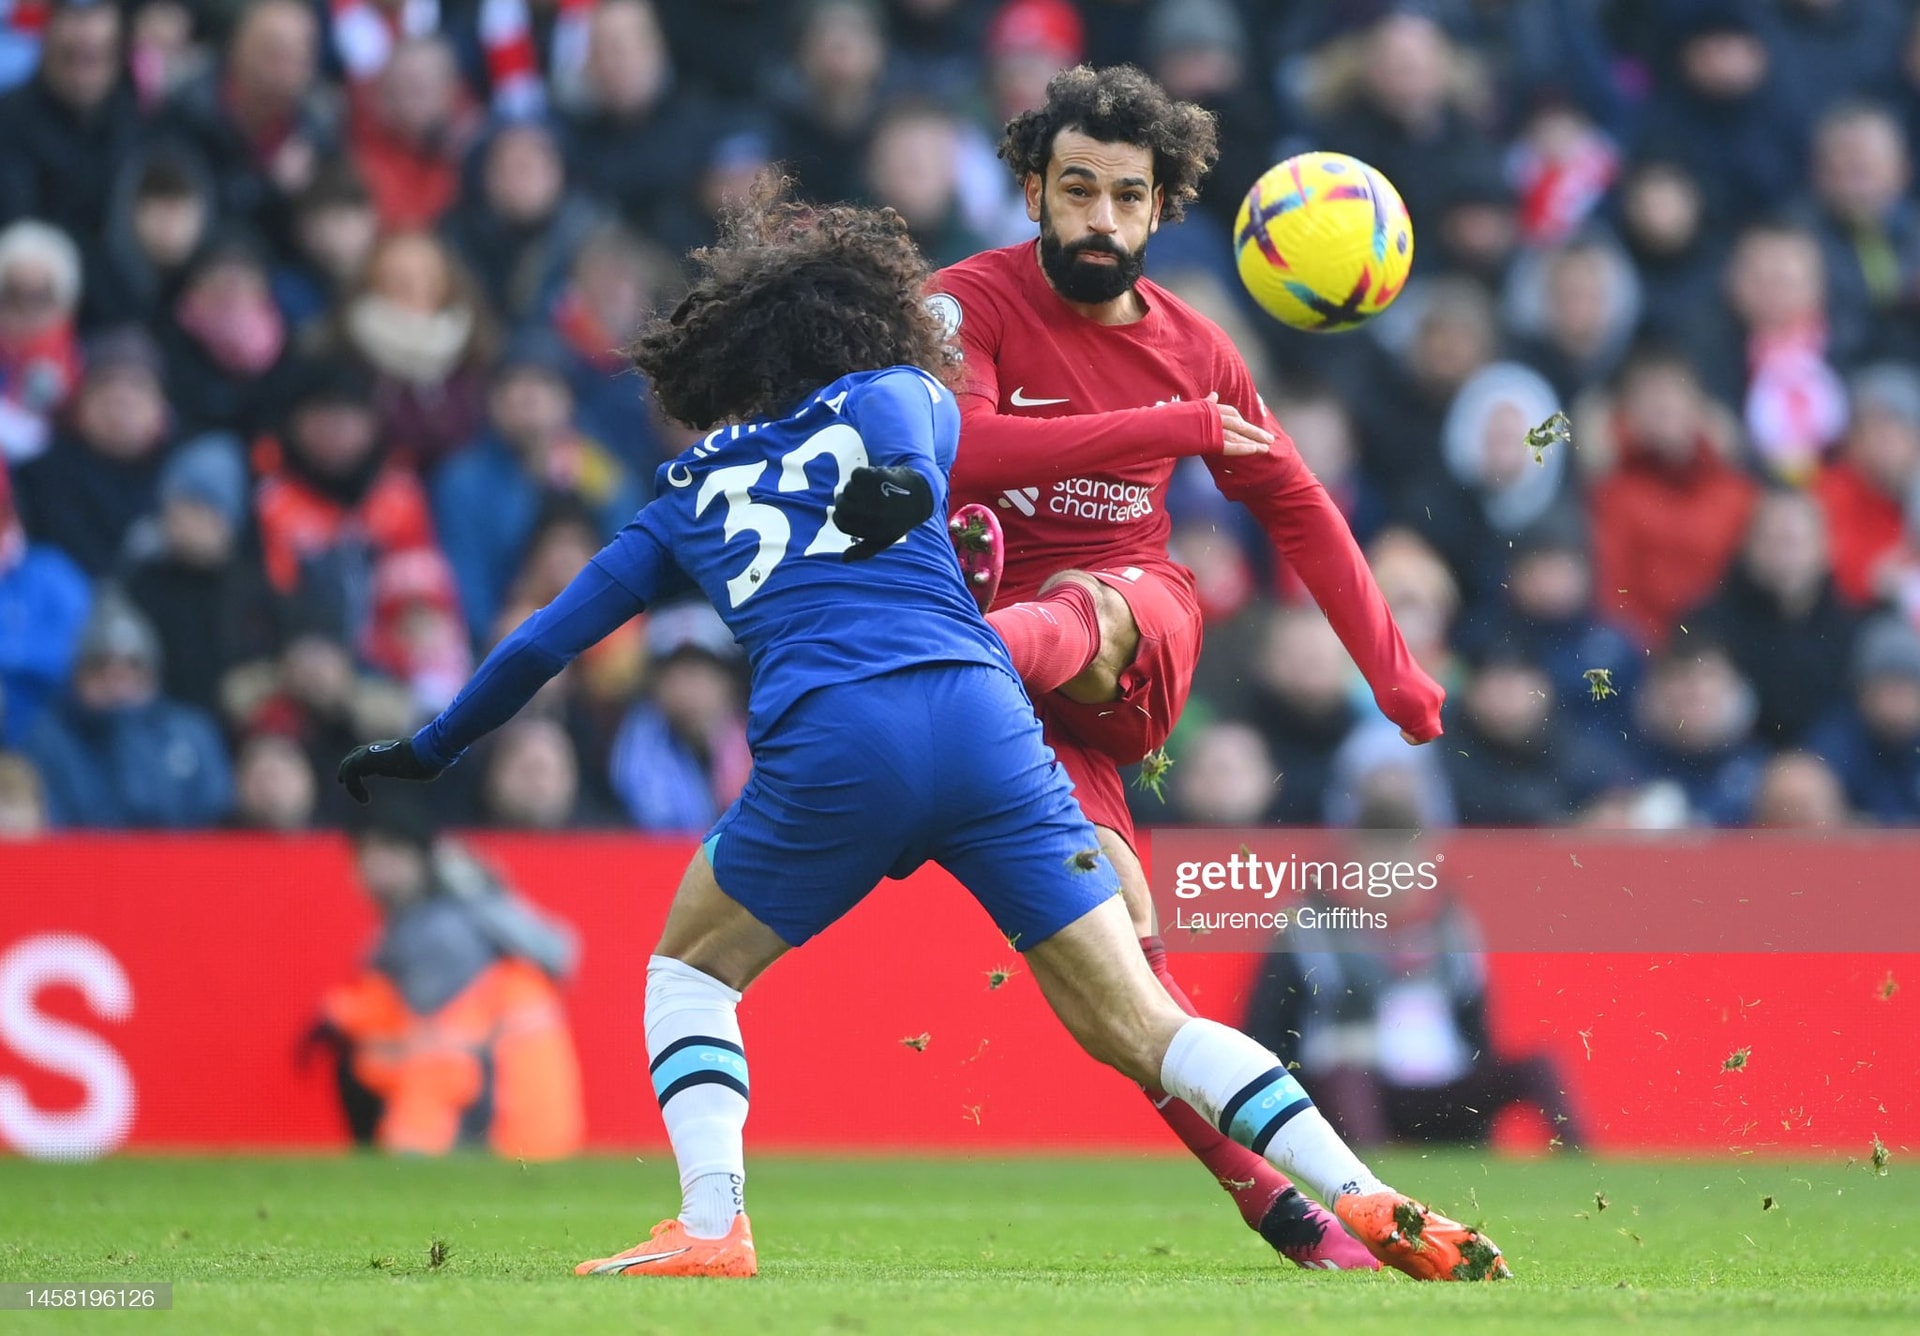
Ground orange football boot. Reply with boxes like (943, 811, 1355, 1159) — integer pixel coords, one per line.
(1333, 1191, 1512, 1282)
(573, 1215, 757, 1278)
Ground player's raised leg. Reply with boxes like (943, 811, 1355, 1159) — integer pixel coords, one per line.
(1021, 894, 1512, 1284)
(973, 561, 1373, 1268)
(1094, 823, 1376, 1270)
(574, 849, 784, 1278)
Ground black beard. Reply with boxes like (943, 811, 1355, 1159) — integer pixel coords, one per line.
(1039, 225, 1146, 304)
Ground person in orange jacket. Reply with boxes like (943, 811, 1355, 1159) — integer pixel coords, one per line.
(309, 796, 584, 1159)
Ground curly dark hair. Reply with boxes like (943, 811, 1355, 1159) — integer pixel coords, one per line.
(999, 65, 1220, 223)
(629, 174, 958, 430)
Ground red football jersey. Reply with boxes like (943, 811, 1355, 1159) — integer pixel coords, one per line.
(932, 241, 1444, 740)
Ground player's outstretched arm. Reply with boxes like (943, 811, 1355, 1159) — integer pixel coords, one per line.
(949, 394, 1252, 495)
(338, 527, 667, 803)
(1210, 418, 1445, 743)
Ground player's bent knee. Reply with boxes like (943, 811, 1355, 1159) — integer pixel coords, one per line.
(1039, 572, 1139, 705)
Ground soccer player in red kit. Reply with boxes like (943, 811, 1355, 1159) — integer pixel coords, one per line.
(933, 67, 1446, 1270)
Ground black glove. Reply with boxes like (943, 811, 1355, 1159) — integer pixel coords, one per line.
(834, 465, 935, 562)
(337, 737, 441, 805)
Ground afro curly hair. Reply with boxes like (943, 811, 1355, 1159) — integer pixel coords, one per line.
(629, 172, 959, 429)
(998, 64, 1220, 223)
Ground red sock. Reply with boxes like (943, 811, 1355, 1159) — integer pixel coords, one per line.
(986, 582, 1101, 694)
(1139, 935, 1293, 1229)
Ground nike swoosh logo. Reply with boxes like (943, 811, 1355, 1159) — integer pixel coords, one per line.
(880, 482, 910, 497)
(1009, 387, 1069, 407)
(591, 1247, 692, 1273)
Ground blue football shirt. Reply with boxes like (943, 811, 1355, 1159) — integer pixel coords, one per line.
(413, 366, 1014, 766)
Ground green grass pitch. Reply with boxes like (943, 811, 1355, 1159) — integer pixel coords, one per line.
(1, 1153, 1915, 1334)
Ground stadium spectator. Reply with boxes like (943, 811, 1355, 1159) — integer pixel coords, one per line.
(651, 0, 784, 105)
(317, 229, 497, 469)
(1237, 606, 1360, 827)
(563, 0, 709, 239)
(1770, 0, 1910, 124)
(160, 233, 301, 439)
(149, 0, 340, 258)
(440, 117, 605, 327)
(229, 729, 318, 831)
(0, 219, 81, 463)
(1506, 235, 1641, 402)
(1612, 156, 1725, 344)
(24, 587, 234, 828)
(1269, 386, 1386, 557)
(1816, 364, 1920, 606)
(252, 357, 436, 643)
(0, 455, 89, 747)
(1635, 5, 1809, 229)
(230, 626, 413, 824)
(1306, 10, 1497, 246)
(96, 149, 215, 331)
(982, 0, 1082, 126)
(1165, 719, 1278, 826)
(1689, 488, 1859, 745)
(12, 327, 171, 577)
(543, 223, 673, 470)
(126, 0, 204, 110)
(865, 99, 988, 268)
(314, 798, 584, 1158)
(1425, 362, 1571, 608)
(347, 35, 481, 232)
(889, 0, 991, 106)
(473, 715, 614, 830)
(1805, 100, 1920, 369)
(769, 0, 891, 206)
(608, 601, 750, 833)
(1428, 154, 1519, 289)
(1505, 99, 1619, 251)
(272, 159, 380, 335)
(122, 432, 283, 717)
(1690, 220, 1850, 482)
(432, 328, 641, 644)
(1455, 511, 1638, 747)
(1808, 615, 1920, 823)
(1141, 0, 1280, 236)
(1351, 275, 1499, 499)
(1440, 632, 1611, 827)
(1589, 343, 1757, 649)
(1243, 793, 1581, 1149)
(1365, 527, 1461, 691)
(360, 546, 473, 715)
(484, 499, 644, 801)
(1750, 749, 1854, 829)
(1627, 639, 1769, 827)
(0, 749, 47, 835)
(0, 0, 142, 327)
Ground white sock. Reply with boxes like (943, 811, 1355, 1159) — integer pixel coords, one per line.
(645, 955, 749, 1239)
(1159, 1018, 1387, 1204)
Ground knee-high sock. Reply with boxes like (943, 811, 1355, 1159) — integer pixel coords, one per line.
(645, 955, 749, 1238)
(986, 581, 1102, 694)
(1159, 1016, 1387, 1207)
(1139, 937, 1293, 1227)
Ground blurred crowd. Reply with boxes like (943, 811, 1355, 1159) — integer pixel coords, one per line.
(2, 0, 1919, 835)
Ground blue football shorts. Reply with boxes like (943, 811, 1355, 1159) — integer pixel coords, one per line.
(703, 662, 1121, 949)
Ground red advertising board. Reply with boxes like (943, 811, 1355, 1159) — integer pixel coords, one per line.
(0, 834, 1914, 1158)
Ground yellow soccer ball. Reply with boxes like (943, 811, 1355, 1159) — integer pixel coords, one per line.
(1232, 152, 1414, 332)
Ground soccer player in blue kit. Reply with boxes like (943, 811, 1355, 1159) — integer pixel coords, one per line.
(337, 180, 1508, 1284)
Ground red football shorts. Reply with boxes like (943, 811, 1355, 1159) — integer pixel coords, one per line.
(1034, 563, 1202, 850)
